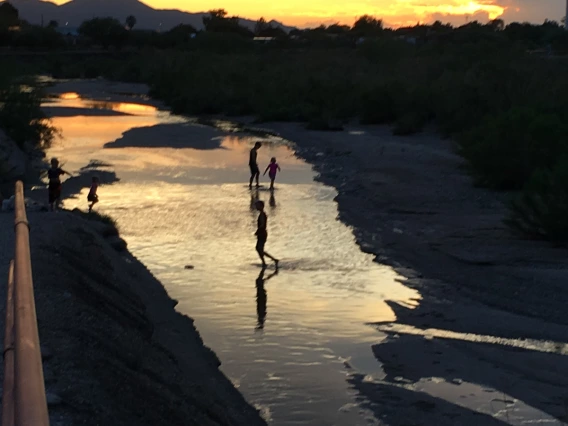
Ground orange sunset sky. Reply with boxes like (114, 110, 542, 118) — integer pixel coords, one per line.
(44, 0, 566, 28)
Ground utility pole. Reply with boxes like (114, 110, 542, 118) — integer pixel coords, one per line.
(565, 0, 568, 29)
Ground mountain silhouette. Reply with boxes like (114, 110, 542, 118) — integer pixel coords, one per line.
(5, 0, 294, 32)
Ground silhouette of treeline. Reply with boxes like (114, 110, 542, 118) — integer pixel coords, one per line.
(3, 2, 568, 241)
(1, 2, 568, 51)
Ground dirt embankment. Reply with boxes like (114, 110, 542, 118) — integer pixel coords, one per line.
(0, 210, 266, 426)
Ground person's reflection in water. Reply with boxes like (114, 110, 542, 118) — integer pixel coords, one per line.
(250, 188, 260, 212)
(256, 266, 278, 331)
(269, 189, 276, 209)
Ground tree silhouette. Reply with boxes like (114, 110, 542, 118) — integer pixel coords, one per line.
(202, 9, 253, 38)
(126, 15, 136, 30)
(202, 8, 227, 29)
(487, 18, 505, 31)
(47, 20, 59, 29)
(161, 23, 197, 46)
(0, 2, 19, 29)
(79, 17, 128, 49)
(352, 15, 383, 37)
(326, 23, 351, 35)
(254, 17, 268, 36)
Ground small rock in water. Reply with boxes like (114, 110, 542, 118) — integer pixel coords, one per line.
(184, 265, 194, 270)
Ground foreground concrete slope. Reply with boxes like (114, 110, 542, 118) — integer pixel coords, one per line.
(0, 210, 266, 426)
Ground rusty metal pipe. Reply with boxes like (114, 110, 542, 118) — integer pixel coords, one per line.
(2, 260, 15, 426)
(12, 181, 49, 426)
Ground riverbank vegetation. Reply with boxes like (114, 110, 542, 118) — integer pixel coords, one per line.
(3, 3, 568, 241)
(0, 45, 56, 151)
(0, 63, 56, 187)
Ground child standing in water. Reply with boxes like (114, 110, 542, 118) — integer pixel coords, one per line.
(263, 157, 281, 190)
(47, 158, 71, 211)
(88, 176, 99, 213)
(255, 200, 279, 269)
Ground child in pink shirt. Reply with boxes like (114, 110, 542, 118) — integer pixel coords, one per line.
(264, 157, 281, 190)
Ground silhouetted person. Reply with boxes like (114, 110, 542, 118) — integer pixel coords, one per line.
(47, 158, 71, 211)
(249, 142, 262, 189)
(263, 157, 281, 190)
(255, 200, 279, 268)
(88, 176, 99, 213)
(255, 266, 278, 330)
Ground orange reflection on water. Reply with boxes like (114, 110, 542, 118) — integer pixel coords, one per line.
(50, 93, 158, 115)
(59, 92, 80, 100)
(50, 115, 161, 148)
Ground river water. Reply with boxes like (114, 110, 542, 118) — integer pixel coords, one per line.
(42, 84, 564, 426)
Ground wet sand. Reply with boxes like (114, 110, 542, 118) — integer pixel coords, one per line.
(38, 79, 568, 424)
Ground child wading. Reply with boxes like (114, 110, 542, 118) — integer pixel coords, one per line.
(255, 200, 279, 269)
(47, 158, 71, 211)
(264, 157, 281, 190)
(249, 142, 262, 189)
(88, 176, 99, 212)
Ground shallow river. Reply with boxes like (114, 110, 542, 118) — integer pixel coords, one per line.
(42, 85, 563, 426)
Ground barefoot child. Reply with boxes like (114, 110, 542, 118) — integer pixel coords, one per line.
(88, 176, 99, 212)
(249, 142, 262, 189)
(263, 157, 281, 190)
(47, 158, 71, 211)
(255, 200, 279, 269)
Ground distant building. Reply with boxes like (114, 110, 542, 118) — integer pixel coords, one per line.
(253, 37, 275, 43)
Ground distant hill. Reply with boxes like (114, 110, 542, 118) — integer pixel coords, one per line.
(4, 0, 295, 32)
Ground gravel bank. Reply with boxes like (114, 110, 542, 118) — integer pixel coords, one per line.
(0, 209, 266, 426)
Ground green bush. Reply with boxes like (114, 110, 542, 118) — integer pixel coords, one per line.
(457, 108, 568, 190)
(0, 84, 58, 149)
(506, 160, 568, 242)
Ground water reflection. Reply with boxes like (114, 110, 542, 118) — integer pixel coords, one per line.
(45, 90, 416, 426)
(256, 267, 279, 331)
(250, 189, 260, 213)
(45, 92, 158, 115)
(59, 92, 80, 100)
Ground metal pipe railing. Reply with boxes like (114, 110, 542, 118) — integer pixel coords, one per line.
(2, 181, 49, 426)
(3, 260, 15, 426)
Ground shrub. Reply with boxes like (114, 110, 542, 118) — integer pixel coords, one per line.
(457, 108, 568, 190)
(506, 160, 568, 242)
(0, 84, 58, 150)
